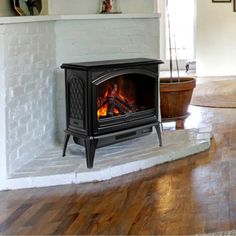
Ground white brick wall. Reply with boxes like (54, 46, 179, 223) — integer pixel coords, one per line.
(3, 22, 56, 174)
(0, 25, 7, 180)
(48, 0, 157, 15)
(1, 15, 160, 177)
(55, 18, 160, 65)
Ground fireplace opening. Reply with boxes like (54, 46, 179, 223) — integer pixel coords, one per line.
(97, 73, 155, 119)
(61, 58, 163, 168)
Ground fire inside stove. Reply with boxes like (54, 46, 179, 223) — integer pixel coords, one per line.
(97, 76, 138, 119)
(96, 74, 154, 120)
(97, 84, 137, 118)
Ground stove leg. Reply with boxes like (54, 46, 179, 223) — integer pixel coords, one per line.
(155, 124, 162, 146)
(84, 139, 98, 168)
(62, 134, 70, 157)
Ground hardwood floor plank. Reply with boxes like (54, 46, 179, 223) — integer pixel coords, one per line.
(0, 203, 32, 233)
(52, 213, 79, 235)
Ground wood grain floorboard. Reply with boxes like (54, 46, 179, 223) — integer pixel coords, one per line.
(0, 203, 32, 233)
(1, 106, 236, 234)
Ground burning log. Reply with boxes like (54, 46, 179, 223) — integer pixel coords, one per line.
(97, 97, 108, 110)
(107, 97, 116, 116)
(116, 96, 136, 113)
(97, 83, 137, 118)
(114, 99, 131, 114)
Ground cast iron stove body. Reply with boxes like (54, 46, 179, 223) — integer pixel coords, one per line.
(61, 58, 163, 168)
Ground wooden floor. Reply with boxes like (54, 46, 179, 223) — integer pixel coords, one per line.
(1, 105, 236, 235)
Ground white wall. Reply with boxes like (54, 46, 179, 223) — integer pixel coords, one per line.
(48, 0, 157, 15)
(55, 18, 160, 65)
(0, 0, 155, 16)
(0, 26, 7, 181)
(0, 0, 156, 15)
(197, 0, 236, 76)
(0, 0, 15, 16)
(1, 21, 56, 175)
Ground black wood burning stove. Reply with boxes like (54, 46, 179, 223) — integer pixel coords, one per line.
(61, 58, 163, 168)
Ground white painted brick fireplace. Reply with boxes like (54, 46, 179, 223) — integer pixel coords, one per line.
(0, 14, 161, 187)
(3, 21, 56, 175)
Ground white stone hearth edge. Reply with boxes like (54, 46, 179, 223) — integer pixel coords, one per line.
(0, 128, 212, 190)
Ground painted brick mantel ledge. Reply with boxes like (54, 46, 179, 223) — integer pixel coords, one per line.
(0, 13, 161, 24)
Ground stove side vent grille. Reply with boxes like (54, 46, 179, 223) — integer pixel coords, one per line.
(68, 76, 84, 120)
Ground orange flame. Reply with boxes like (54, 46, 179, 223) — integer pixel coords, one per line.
(97, 103, 108, 118)
(97, 79, 135, 119)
